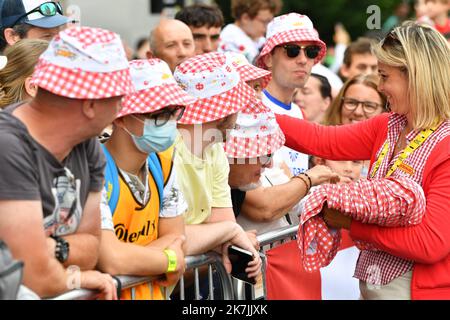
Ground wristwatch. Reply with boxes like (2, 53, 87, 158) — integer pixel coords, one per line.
(51, 235, 70, 263)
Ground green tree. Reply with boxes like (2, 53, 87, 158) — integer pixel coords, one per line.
(215, 0, 409, 45)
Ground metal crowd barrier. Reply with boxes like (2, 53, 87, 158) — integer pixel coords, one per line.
(49, 225, 299, 300)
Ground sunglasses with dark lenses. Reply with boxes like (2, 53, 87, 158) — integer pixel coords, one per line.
(143, 106, 185, 127)
(9, 1, 63, 28)
(381, 30, 401, 49)
(281, 44, 321, 60)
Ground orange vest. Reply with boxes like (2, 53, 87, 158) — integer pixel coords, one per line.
(112, 147, 173, 300)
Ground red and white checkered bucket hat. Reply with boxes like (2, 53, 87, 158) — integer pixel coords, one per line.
(224, 97, 285, 159)
(225, 52, 271, 82)
(174, 52, 254, 125)
(32, 27, 133, 99)
(255, 13, 327, 70)
(118, 59, 196, 118)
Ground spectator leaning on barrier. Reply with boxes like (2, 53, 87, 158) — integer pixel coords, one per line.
(173, 52, 261, 281)
(175, 4, 224, 55)
(96, 59, 194, 300)
(0, 39, 48, 109)
(225, 98, 338, 234)
(0, 26, 134, 299)
(219, 0, 282, 63)
(256, 13, 327, 176)
(0, 0, 68, 52)
(148, 19, 195, 73)
(275, 22, 450, 300)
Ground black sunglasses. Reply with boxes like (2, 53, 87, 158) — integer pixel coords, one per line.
(279, 44, 321, 60)
(8, 2, 63, 28)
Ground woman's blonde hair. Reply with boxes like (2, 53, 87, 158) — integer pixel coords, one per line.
(0, 39, 49, 109)
(323, 73, 387, 126)
(373, 21, 450, 130)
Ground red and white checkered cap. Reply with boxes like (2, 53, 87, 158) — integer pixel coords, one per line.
(255, 13, 327, 70)
(224, 97, 285, 158)
(174, 52, 254, 124)
(225, 52, 271, 82)
(118, 59, 196, 118)
(31, 27, 134, 99)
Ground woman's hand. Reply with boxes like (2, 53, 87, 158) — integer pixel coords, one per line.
(322, 204, 352, 230)
(306, 165, 340, 186)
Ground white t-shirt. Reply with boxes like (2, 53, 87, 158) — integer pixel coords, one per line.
(219, 23, 265, 64)
(262, 90, 309, 176)
(101, 164, 187, 231)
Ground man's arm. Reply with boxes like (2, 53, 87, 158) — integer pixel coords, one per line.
(147, 215, 186, 251)
(59, 191, 102, 270)
(0, 200, 72, 297)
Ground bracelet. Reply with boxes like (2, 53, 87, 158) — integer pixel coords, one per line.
(163, 249, 177, 273)
(301, 172, 313, 188)
(292, 174, 310, 192)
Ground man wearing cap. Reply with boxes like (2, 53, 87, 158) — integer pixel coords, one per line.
(0, 0, 69, 52)
(173, 52, 261, 281)
(226, 98, 338, 234)
(96, 59, 193, 300)
(256, 13, 327, 177)
(0, 27, 133, 298)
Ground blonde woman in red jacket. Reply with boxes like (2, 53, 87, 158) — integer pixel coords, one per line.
(275, 22, 450, 300)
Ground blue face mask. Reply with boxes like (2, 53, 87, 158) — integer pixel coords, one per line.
(129, 118, 177, 154)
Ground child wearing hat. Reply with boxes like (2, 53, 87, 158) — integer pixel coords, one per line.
(97, 58, 196, 300)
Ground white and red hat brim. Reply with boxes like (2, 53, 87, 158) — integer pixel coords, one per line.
(178, 80, 254, 124)
(119, 83, 196, 118)
(225, 98, 285, 158)
(238, 64, 271, 83)
(32, 59, 134, 99)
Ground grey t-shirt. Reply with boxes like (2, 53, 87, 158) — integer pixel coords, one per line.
(0, 107, 106, 236)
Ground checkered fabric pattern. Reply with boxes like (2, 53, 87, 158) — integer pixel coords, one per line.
(354, 115, 450, 285)
(32, 27, 133, 99)
(225, 52, 271, 82)
(225, 98, 285, 158)
(297, 177, 426, 272)
(174, 52, 254, 124)
(119, 59, 196, 118)
(255, 13, 327, 71)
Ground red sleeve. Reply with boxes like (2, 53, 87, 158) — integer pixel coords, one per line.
(350, 140, 450, 264)
(275, 113, 389, 161)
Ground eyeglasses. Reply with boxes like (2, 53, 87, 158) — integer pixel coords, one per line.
(341, 97, 382, 114)
(259, 154, 273, 166)
(139, 106, 185, 127)
(279, 44, 321, 60)
(9, 2, 63, 28)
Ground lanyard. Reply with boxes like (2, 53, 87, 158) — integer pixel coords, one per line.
(371, 126, 438, 178)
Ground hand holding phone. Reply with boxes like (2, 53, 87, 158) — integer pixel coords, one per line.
(227, 245, 257, 285)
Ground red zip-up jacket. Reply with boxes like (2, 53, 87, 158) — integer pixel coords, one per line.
(276, 113, 450, 300)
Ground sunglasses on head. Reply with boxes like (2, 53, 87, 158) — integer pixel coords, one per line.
(9, 1, 63, 28)
(279, 44, 321, 60)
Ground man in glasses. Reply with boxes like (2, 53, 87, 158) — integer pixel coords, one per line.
(0, 0, 68, 52)
(96, 59, 195, 300)
(256, 13, 327, 178)
(0, 27, 133, 298)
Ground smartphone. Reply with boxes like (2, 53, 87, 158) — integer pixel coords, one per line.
(227, 245, 257, 285)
